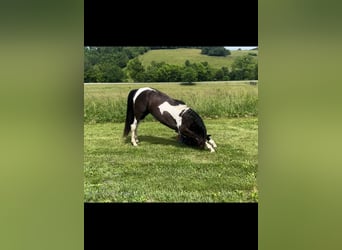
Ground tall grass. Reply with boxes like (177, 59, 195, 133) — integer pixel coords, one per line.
(84, 82, 258, 124)
(84, 98, 127, 123)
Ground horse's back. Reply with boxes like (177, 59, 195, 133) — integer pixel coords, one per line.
(133, 87, 156, 104)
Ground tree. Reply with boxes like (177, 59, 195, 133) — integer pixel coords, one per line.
(144, 61, 167, 82)
(85, 64, 103, 82)
(181, 67, 197, 83)
(99, 63, 125, 82)
(229, 55, 257, 80)
(84, 46, 150, 82)
(214, 68, 224, 80)
(126, 58, 145, 82)
(221, 66, 230, 80)
(201, 47, 230, 57)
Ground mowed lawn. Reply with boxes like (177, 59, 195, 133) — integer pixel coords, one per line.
(84, 117, 258, 202)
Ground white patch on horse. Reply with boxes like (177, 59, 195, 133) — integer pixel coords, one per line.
(158, 101, 189, 129)
(133, 87, 156, 104)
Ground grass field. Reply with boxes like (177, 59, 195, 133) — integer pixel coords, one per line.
(138, 48, 258, 69)
(84, 82, 258, 123)
(84, 82, 258, 202)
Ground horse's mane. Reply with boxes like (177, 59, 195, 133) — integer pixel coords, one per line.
(179, 109, 207, 148)
(182, 109, 207, 136)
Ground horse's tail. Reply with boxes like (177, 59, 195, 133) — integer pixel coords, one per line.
(123, 89, 138, 137)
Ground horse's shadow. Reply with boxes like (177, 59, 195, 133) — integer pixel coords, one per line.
(124, 135, 183, 148)
(124, 135, 209, 152)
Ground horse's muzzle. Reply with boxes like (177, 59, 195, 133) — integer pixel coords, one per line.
(206, 139, 217, 153)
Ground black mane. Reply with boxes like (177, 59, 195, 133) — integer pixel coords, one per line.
(180, 109, 207, 148)
(182, 109, 207, 136)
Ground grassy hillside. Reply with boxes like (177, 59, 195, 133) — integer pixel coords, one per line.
(138, 48, 258, 69)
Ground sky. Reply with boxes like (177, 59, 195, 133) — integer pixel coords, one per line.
(225, 46, 257, 51)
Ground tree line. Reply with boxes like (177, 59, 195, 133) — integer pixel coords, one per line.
(84, 47, 258, 83)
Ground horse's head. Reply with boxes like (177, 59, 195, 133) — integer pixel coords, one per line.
(178, 134, 206, 148)
(179, 133, 217, 152)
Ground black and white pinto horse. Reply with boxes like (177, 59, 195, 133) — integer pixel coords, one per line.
(123, 87, 217, 152)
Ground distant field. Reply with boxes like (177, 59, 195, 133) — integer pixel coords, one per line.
(138, 48, 258, 69)
(84, 82, 258, 123)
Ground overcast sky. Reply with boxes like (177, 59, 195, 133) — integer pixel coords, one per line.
(225, 46, 257, 51)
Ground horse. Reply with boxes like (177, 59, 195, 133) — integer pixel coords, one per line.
(123, 87, 217, 152)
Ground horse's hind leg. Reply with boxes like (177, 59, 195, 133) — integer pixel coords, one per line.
(130, 118, 139, 146)
(130, 109, 149, 146)
(134, 126, 139, 143)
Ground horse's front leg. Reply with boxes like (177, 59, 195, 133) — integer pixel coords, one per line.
(206, 136, 217, 151)
(130, 118, 139, 146)
(205, 141, 216, 153)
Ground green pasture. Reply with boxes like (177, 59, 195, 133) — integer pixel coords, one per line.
(84, 82, 258, 202)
